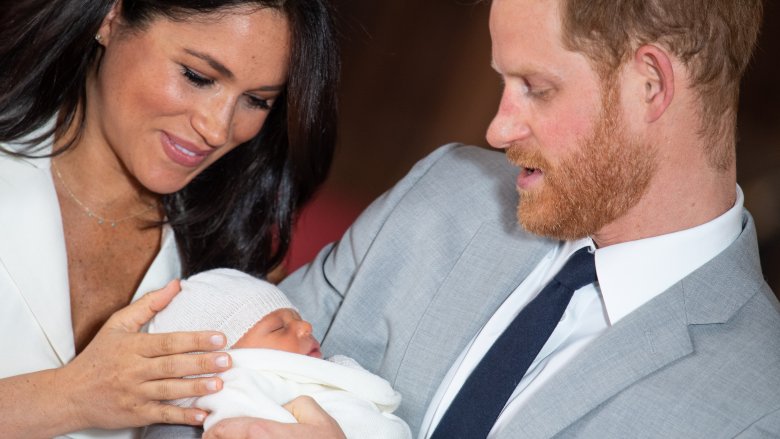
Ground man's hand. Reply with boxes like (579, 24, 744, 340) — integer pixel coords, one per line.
(203, 396, 346, 439)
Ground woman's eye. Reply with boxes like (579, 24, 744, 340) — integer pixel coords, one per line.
(246, 95, 271, 111)
(181, 66, 214, 88)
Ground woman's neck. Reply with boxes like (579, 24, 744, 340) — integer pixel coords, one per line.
(52, 115, 162, 222)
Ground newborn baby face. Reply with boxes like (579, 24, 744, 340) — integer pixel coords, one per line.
(233, 308, 322, 359)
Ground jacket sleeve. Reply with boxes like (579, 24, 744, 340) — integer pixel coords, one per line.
(279, 144, 465, 341)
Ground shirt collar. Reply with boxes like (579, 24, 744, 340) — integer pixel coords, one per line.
(594, 186, 744, 325)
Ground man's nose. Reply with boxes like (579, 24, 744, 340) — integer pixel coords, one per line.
(486, 88, 531, 149)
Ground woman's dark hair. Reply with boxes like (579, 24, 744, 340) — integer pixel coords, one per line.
(0, 0, 339, 278)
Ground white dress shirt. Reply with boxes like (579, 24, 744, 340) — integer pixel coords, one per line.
(419, 187, 744, 438)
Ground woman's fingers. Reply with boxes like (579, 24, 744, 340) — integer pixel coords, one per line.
(139, 376, 224, 403)
(138, 402, 210, 427)
(61, 282, 232, 430)
(108, 280, 181, 332)
(140, 331, 227, 357)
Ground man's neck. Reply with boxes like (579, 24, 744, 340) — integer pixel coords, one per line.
(592, 163, 736, 248)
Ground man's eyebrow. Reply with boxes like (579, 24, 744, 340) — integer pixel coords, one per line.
(490, 60, 558, 82)
(184, 48, 234, 79)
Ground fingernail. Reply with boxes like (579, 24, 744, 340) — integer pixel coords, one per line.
(195, 413, 205, 423)
(206, 379, 219, 391)
(210, 334, 225, 346)
(215, 355, 229, 368)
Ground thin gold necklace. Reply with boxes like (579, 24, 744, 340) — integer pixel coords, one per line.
(51, 159, 158, 228)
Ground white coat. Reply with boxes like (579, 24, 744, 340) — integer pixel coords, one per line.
(0, 128, 181, 439)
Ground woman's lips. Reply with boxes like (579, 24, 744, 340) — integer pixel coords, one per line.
(161, 132, 211, 168)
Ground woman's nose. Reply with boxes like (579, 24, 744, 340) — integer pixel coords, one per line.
(192, 94, 234, 148)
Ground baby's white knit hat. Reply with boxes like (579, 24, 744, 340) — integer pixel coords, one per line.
(148, 268, 297, 348)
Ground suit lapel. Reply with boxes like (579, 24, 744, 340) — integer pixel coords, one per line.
(394, 219, 552, 430)
(502, 283, 693, 438)
(0, 153, 75, 365)
(498, 212, 763, 438)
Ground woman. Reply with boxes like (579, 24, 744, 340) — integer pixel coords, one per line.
(0, 0, 338, 437)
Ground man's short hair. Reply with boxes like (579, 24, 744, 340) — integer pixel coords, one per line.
(560, 0, 763, 169)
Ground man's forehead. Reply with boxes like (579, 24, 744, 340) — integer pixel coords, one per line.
(489, 0, 583, 80)
(488, 0, 564, 48)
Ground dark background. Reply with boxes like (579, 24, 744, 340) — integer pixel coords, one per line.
(288, 0, 780, 295)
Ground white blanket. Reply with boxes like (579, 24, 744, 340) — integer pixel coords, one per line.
(192, 349, 411, 438)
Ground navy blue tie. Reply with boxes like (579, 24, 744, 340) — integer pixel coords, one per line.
(430, 247, 597, 439)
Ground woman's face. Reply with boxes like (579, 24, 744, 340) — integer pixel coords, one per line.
(86, 5, 290, 194)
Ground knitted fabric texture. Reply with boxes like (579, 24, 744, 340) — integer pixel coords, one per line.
(148, 268, 298, 348)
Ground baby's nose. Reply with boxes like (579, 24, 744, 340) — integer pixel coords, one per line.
(296, 320, 313, 337)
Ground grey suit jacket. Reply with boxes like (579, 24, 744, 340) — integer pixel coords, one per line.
(146, 144, 780, 438)
(280, 144, 780, 438)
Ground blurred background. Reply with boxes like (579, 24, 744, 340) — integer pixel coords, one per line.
(287, 0, 780, 295)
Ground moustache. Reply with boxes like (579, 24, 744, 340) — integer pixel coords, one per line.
(505, 144, 551, 171)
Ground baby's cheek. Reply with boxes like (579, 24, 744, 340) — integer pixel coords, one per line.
(231, 326, 270, 349)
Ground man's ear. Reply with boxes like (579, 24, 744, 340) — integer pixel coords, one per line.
(96, 1, 123, 46)
(632, 44, 675, 123)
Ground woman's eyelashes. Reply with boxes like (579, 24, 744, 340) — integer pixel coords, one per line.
(246, 95, 271, 110)
(181, 65, 272, 111)
(181, 66, 214, 87)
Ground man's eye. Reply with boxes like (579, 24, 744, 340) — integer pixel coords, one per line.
(181, 66, 214, 88)
(530, 88, 552, 99)
(522, 80, 552, 100)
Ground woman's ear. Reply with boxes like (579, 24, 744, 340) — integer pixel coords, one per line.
(96, 1, 123, 46)
(632, 44, 675, 123)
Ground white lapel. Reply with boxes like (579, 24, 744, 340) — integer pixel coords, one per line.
(0, 151, 75, 365)
(134, 224, 182, 303)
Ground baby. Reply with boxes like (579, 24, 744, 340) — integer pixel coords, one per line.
(147, 268, 411, 439)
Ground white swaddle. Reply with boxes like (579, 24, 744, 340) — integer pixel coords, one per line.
(146, 268, 411, 438)
(196, 349, 411, 439)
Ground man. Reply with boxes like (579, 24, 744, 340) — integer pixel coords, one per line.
(193, 0, 779, 437)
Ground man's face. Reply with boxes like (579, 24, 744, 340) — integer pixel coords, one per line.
(486, 0, 657, 240)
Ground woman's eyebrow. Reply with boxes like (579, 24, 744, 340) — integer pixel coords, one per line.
(184, 48, 286, 92)
(184, 48, 234, 79)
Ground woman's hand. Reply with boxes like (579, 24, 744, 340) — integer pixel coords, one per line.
(203, 396, 346, 439)
(1, 280, 233, 438)
(60, 280, 232, 430)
